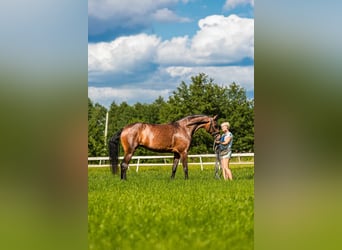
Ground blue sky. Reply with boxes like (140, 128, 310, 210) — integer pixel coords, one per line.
(88, 0, 254, 107)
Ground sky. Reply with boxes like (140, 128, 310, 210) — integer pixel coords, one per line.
(88, 0, 254, 108)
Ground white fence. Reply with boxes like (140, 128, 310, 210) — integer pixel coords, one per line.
(88, 153, 254, 172)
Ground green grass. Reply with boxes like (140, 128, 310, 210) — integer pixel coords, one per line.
(88, 165, 254, 250)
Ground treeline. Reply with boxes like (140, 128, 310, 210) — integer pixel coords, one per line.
(88, 73, 254, 157)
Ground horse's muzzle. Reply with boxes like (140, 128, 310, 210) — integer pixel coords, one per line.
(211, 131, 220, 137)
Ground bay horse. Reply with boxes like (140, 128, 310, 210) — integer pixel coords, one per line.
(109, 115, 219, 180)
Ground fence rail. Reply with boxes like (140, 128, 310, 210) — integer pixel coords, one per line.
(88, 153, 254, 172)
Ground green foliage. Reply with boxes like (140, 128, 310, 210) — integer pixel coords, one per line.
(222, 82, 254, 152)
(88, 73, 254, 156)
(88, 166, 254, 250)
(88, 98, 107, 157)
(160, 74, 225, 122)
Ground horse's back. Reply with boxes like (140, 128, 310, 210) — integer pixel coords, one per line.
(121, 122, 179, 152)
(122, 122, 176, 137)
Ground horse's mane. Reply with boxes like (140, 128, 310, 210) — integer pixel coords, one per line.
(185, 114, 208, 118)
(176, 114, 209, 122)
(131, 115, 210, 127)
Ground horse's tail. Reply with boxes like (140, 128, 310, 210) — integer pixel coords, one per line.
(109, 129, 123, 175)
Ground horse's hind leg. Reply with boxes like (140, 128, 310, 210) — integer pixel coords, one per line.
(121, 162, 128, 180)
(171, 153, 180, 179)
(121, 153, 133, 180)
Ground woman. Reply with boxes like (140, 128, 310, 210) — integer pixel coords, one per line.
(216, 122, 233, 180)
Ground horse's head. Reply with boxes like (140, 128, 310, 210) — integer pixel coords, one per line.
(185, 115, 219, 136)
(204, 115, 220, 136)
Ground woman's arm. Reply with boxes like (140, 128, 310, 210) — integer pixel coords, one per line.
(221, 135, 232, 145)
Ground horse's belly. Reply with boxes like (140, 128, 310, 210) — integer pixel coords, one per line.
(141, 141, 173, 152)
(140, 135, 173, 152)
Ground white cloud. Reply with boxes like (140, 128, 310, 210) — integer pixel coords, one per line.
(191, 15, 254, 63)
(88, 86, 171, 107)
(157, 15, 254, 65)
(223, 0, 254, 10)
(152, 8, 191, 23)
(164, 65, 254, 91)
(88, 0, 174, 19)
(88, 0, 190, 36)
(88, 34, 160, 74)
(156, 36, 192, 65)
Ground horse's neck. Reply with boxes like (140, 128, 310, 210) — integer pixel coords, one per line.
(191, 123, 205, 134)
(184, 117, 207, 135)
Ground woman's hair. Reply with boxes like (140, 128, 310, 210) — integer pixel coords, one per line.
(221, 122, 230, 129)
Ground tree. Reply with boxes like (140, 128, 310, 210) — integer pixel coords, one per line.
(108, 101, 135, 137)
(88, 101, 107, 156)
(222, 82, 254, 152)
(149, 96, 167, 124)
(159, 81, 191, 122)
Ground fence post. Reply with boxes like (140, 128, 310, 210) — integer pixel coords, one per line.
(136, 158, 140, 172)
(200, 156, 203, 171)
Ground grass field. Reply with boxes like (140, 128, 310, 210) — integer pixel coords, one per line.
(88, 165, 254, 250)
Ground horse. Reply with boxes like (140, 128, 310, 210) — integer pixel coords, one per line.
(109, 114, 219, 180)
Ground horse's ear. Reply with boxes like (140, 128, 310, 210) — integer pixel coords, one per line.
(213, 115, 218, 120)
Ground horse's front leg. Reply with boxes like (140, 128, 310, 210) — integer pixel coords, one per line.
(171, 153, 180, 179)
(181, 152, 189, 180)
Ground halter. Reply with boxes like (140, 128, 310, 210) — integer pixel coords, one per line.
(208, 118, 220, 137)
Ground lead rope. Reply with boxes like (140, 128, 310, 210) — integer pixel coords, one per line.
(213, 133, 221, 179)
